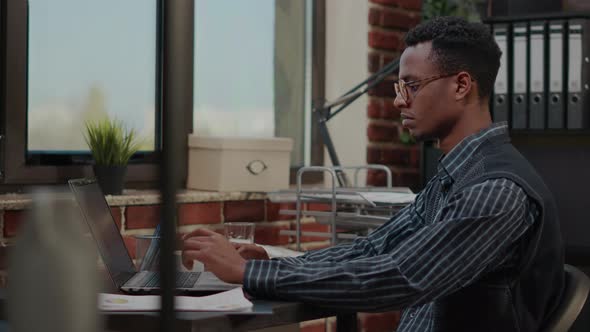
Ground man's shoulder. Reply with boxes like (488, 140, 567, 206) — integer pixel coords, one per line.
(457, 177, 526, 198)
(457, 142, 540, 188)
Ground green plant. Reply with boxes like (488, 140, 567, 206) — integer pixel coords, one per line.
(423, 0, 486, 22)
(84, 118, 141, 166)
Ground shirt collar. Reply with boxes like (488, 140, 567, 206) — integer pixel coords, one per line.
(437, 122, 509, 186)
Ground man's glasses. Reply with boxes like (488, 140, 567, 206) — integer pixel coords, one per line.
(394, 73, 459, 103)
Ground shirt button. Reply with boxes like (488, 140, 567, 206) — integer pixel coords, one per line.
(409, 310, 416, 318)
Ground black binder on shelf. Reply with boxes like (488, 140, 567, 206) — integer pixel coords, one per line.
(548, 20, 566, 129)
(512, 22, 528, 129)
(492, 23, 510, 123)
(567, 19, 590, 129)
(528, 21, 547, 129)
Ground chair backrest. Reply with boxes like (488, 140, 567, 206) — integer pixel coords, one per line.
(543, 264, 590, 332)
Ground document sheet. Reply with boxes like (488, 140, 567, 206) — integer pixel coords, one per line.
(99, 287, 253, 312)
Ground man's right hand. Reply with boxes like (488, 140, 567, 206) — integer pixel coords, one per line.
(233, 243, 270, 260)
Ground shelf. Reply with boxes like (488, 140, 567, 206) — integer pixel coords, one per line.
(280, 209, 391, 228)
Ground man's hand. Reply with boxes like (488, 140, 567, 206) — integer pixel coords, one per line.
(233, 243, 270, 260)
(182, 228, 246, 284)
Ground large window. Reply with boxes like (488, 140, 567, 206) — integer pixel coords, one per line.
(194, 0, 275, 138)
(193, 0, 317, 167)
(0, 0, 324, 187)
(1, 0, 161, 185)
(27, 0, 157, 153)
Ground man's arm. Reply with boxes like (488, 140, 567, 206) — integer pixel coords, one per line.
(180, 195, 420, 282)
(277, 202, 417, 265)
(243, 179, 535, 312)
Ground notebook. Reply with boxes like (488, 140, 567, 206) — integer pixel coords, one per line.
(68, 178, 239, 294)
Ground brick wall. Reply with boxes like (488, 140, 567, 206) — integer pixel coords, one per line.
(366, 0, 423, 191)
(0, 200, 334, 259)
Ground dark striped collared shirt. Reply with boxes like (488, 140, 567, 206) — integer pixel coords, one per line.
(244, 122, 537, 332)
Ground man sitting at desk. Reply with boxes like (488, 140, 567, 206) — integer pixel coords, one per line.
(182, 17, 564, 332)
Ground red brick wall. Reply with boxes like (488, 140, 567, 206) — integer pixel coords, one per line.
(0, 200, 333, 259)
(367, 0, 422, 190)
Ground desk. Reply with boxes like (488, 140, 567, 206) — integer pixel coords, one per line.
(0, 290, 357, 332)
(105, 301, 356, 332)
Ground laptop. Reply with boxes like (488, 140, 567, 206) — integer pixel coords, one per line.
(68, 178, 239, 294)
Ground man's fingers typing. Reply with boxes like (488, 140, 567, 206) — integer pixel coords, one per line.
(182, 228, 219, 240)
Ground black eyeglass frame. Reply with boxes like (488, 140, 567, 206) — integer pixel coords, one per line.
(394, 72, 460, 103)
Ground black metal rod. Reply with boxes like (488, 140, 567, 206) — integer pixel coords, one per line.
(328, 59, 399, 121)
(316, 111, 349, 187)
(154, 0, 164, 151)
(160, 1, 194, 331)
(483, 11, 590, 24)
(333, 58, 400, 104)
(315, 58, 399, 185)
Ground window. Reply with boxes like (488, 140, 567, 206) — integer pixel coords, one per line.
(194, 0, 275, 138)
(2, 0, 161, 185)
(193, 0, 323, 169)
(0, 0, 324, 187)
(27, 0, 157, 154)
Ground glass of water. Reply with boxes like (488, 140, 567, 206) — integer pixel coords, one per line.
(223, 222, 255, 244)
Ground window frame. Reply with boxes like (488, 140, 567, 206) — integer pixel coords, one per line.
(290, 0, 325, 185)
(1, 0, 163, 186)
(0, 0, 324, 189)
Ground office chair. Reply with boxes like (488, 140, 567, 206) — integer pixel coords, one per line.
(542, 264, 590, 332)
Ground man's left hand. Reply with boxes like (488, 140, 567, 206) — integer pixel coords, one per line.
(182, 228, 246, 284)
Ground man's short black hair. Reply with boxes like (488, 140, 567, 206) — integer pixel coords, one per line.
(404, 16, 501, 100)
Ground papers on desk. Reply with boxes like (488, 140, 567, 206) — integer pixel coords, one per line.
(259, 244, 304, 258)
(99, 287, 253, 312)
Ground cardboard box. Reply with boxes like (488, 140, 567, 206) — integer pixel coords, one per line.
(187, 136, 293, 192)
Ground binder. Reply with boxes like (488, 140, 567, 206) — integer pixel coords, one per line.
(567, 19, 590, 129)
(492, 23, 509, 123)
(511, 23, 528, 129)
(548, 20, 565, 129)
(528, 21, 547, 129)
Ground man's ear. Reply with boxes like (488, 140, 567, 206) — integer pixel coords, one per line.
(454, 71, 473, 101)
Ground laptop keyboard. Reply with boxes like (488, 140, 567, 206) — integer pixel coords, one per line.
(126, 271, 202, 288)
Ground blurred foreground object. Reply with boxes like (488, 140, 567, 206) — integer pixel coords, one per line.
(7, 188, 101, 332)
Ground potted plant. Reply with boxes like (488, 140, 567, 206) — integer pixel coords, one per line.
(84, 118, 141, 195)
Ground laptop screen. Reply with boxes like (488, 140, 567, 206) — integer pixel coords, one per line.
(69, 179, 136, 288)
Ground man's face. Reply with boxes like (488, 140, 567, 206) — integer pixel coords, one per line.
(394, 42, 460, 141)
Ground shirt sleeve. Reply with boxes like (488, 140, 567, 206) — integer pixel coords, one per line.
(275, 202, 417, 265)
(243, 179, 535, 312)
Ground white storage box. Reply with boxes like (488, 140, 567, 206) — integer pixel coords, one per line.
(187, 136, 293, 192)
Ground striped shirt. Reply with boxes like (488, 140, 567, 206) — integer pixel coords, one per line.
(243, 122, 538, 332)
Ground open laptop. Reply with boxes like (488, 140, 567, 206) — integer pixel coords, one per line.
(68, 178, 239, 294)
